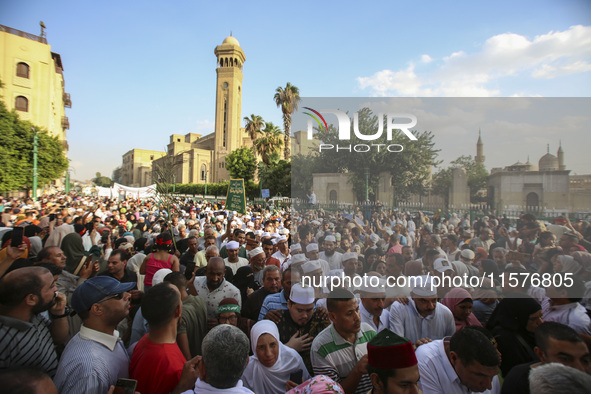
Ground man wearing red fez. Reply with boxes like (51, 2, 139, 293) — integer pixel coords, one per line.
(367, 329, 421, 394)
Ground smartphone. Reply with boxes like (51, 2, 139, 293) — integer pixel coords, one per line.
(113, 378, 138, 394)
(11, 227, 24, 248)
(289, 369, 303, 385)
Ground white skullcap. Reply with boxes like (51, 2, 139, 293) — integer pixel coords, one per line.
(291, 254, 307, 265)
(254, 230, 263, 236)
(343, 252, 358, 262)
(369, 234, 380, 244)
(276, 235, 287, 242)
(262, 232, 271, 238)
(324, 235, 336, 243)
(152, 269, 173, 286)
(226, 241, 240, 250)
(306, 243, 319, 252)
(302, 260, 322, 274)
(290, 243, 302, 252)
(244, 215, 251, 220)
(359, 278, 387, 295)
(290, 283, 315, 305)
(216, 215, 224, 220)
(271, 233, 280, 238)
(247, 247, 265, 259)
(271, 238, 278, 245)
(411, 275, 437, 297)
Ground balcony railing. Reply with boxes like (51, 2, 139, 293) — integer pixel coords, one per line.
(0, 25, 47, 44)
(63, 93, 72, 108)
(61, 116, 70, 129)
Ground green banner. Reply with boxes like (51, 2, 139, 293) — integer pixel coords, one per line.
(225, 179, 246, 214)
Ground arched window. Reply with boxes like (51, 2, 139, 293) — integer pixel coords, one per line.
(230, 58, 234, 67)
(15, 96, 28, 112)
(201, 164, 207, 181)
(16, 62, 29, 78)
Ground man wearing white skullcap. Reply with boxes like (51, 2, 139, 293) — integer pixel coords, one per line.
(272, 235, 291, 271)
(305, 243, 331, 276)
(388, 275, 455, 345)
(319, 235, 343, 271)
(224, 241, 249, 275)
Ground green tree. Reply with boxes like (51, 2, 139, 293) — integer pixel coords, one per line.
(260, 160, 291, 197)
(92, 172, 113, 187)
(254, 122, 284, 165)
(225, 147, 257, 182)
(243, 114, 265, 141)
(312, 108, 439, 202)
(0, 100, 68, 193)
(274, 82, 301, 160)
(432, 155, 489, 203)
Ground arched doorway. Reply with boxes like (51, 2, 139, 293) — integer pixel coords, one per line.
(329, 190, 338, 202)
(526, 192, 539, 212)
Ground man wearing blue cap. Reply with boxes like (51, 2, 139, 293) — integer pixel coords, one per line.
(53, 276, 135, 393)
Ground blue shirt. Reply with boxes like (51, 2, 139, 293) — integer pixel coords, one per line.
(54, 325, 129, 394)
(258, 290, 288, 320)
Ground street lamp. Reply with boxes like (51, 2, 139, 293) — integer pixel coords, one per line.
(365, 167, 369, 202)
(32, 126, 38, 201)
(204, 168, 208, 197)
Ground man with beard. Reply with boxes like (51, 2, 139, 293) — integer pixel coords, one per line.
(0, 266, 69, 377)
(193, 257, 241, 324)
(320, 235, 344, 270)
(232, 247, 266, 301)
(241, 265, 281, 320)
(53, 276, 135, 393)
(272, 235, 291, 270)
(276, 283, 330, 375)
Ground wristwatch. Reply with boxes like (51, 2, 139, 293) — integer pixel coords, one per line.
(49, 305, 71, 319)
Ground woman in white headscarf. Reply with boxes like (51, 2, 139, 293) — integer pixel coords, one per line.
(242, 320, 310, 394)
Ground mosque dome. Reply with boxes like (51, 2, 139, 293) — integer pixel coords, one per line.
(222, 36, 240, 46)
(539, 152, 559, 171)
(524, 159, 538, 171)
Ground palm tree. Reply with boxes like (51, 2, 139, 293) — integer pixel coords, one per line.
(243, 114, 264, 140)
(274, 83, 301, 160)
(254, 122, 284, 165)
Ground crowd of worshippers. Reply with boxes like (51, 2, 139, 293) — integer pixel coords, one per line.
(1, 194, 591, 393)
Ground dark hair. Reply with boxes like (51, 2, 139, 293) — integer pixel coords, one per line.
(36, 246, 60, 263)
(233, 229, 244, 236)
(0, 367, 52, 394)
(535, 322, 584, 353)
(522, 213, 537, 222)
(367, 364, 397, 390)
(450, 327, 499, 367)
(141, 282, 180, 329)
(0, 267, 48, 307)
(262, 239, 274, 246)
(164, 271, 187, 291)
(245, 232, 256, 239)
(35, 262, 62, 276)
(326, 288, 355, 313)
(154, 231, 174, 252)
(110, 248, 129, 262)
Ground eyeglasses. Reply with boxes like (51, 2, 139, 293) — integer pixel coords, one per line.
(97, 292, 125, 303)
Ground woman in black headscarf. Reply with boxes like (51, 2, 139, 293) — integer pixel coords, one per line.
(486, 295, 543, 376)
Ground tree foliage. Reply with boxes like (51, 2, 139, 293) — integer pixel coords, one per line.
(225, 147, 257, 182)
(310, 108, 439, 202)
(92, 172, 112, 187)
(254, 122, 284, 165)
(432, 155, 489, 203)
(260, 159, 291, 197)
(243, 114, 265, 141)
(0, 100, 68, 193)
(274, 82, 301, 160)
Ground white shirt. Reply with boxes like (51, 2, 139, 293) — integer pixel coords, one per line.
(224, 257, 249, 275)
(542, 298, 591, 335)
(272, 250, 290, 267)
(359, 299, 390, 333)
(319, 251, 343, 270)
(389, 299, 455, 343)
(415, 339, 500, 394)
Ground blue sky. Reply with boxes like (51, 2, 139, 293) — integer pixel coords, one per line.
(1, 0, 590, 180)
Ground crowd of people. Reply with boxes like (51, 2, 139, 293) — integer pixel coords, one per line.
(1, 192, 591, 394)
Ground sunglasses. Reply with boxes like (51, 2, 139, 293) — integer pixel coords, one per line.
(97, 292, 125, 303)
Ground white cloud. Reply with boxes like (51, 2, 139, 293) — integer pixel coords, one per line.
(421, 54, 433, 63)
(357, 25, 591, 97)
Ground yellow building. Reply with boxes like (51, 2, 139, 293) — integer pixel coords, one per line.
(121, 148, 167, 187)
(129, 36, 254, 187)
(0, 24, 70, 147)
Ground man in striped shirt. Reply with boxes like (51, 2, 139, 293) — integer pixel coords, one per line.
(0, 266, 69, 377)
(311, 288, 376, 394)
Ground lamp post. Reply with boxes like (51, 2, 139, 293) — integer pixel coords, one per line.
(32, 126, 38, 201)
(173, 174, 176, 193)
(204, 168, 208, 197)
